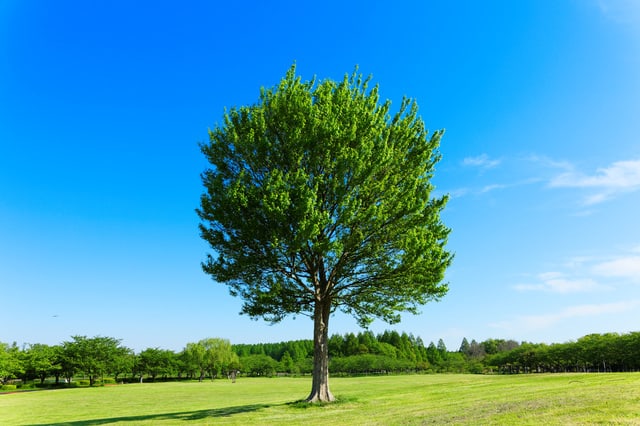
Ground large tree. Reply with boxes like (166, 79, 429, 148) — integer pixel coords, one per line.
(198, 65, 452, 402)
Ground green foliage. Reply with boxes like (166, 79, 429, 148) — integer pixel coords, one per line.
(198, 63, 451, 325)
(182, 338, 239, 380)
(330, 354, 416, 375)
(0, 342, 24, 383)
(234, 326, 451, 388)
(240, 354, 277, 377)
(485, 331, 640, 373)
(1, 384, 17, 391)
(110, 347, 135, 381)
(3, 330, 636, 387)
(279, 351, 296, 374)
(62, 336, 129, 385)
(137, 348, 176, 380)
(21, 343, 61, 384)
(232, 330, 434, 375)
(199, 64, 452, 402)
(234, 340, 313, 362)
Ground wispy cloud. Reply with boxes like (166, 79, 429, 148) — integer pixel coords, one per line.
(526, 154, 573, 172)
(448, 155, 640, 205)
(480, 183, 507, 193)
(592, 256, 640, 282)
(514, 248, 640, 294)
(514, 271, 604, 293)
(462, 154, 501, 169)
(520, 300, 640, 330)
(549, 159, 640, 204)
(596, 0, 640, 26)
(550, 160, 640, 188)
(479, 178, 541, 194)
(490, 300, 640, 331)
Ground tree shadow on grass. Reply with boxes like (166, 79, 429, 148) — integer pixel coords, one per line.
(25, 403, 272, 425)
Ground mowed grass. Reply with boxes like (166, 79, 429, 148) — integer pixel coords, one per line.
(2, 373, 640, 425)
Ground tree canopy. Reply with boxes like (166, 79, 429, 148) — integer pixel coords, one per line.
(198, 64, 452, 401)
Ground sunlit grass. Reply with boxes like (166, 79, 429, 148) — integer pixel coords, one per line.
(1, 373, 639, 425)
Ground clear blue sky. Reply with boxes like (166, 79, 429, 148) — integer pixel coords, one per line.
(2, 0, 639, 353)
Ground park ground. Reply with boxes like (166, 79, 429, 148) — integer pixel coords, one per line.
(1, 373, 640, 425)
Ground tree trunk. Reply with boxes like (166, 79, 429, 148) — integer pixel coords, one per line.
(306, 298, 335, 403)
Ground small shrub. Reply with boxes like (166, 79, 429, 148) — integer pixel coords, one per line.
(78, 380, 90, 387)
(103, 378, 116, 384)
(1, 385, 17, 391)
(21, 383, 37, 389)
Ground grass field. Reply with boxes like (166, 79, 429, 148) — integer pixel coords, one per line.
(1, 373, 639, 425)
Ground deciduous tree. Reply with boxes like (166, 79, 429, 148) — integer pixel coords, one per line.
(0, 342, 23, 384)
(63, 336, 123, 386)
(23, 343, 59, 384)
(198, 65, 452, 402)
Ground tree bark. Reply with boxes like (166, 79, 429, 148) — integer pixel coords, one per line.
(306, 298, 335, 403)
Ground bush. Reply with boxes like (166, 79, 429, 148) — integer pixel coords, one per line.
(103, 378, 116, 384)
(1, 385, 17, 391)
(78, 380, 90, 387)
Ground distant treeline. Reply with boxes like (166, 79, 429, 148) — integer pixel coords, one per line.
(234, 330, 438, 375)
(232, 330, 640, 375)
(483, 332, 640, 373)
(2, 331, 639, 388)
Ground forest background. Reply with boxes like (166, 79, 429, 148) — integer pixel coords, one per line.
(2, 330, 639, 391)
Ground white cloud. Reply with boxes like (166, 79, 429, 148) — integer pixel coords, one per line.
(520, 300, 640, 330)
(592, 256, 640, 281)
(583, 193, 610, 205)
(549, 159, 640, 204)
(514, 249, 640, 295)
(526, 155, 573, 172)
(480, 183, 507, 193)
(562, 256, 596, 269)
(450, 155, 639, 204)
(550, 160, 640, 188)
(491, 300, 640, 331)
(476, 178, 541, 195)
(514, 271, 603, 293)
(462, 154, 501, 169)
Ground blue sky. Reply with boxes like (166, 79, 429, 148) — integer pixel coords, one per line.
(2, 0, 639, 353)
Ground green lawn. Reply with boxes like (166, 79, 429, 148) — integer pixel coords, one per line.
(1, 373, 639, 425)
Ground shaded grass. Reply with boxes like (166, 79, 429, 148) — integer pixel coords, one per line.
(1, 373, 639, 425)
